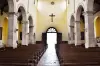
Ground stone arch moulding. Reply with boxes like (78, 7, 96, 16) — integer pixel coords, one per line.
(28, 15, 34, 44)
(94, 11, 100, 18)
(75, 4, 85, 21)
(17, 4, 28, 46)
(70, 14, 75, 26)
(28, 15, 33, 26)
(17, 3, 27, 21)
(69, 14, 75, 44)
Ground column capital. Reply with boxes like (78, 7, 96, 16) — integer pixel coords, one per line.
(83, 11, 93, 16)
(75, 21, 80, 23)
(22, 21, 28, 24)
(69, 25, 74, 28)
(29, 26, 34, 28)
(8, 12, 17, 16)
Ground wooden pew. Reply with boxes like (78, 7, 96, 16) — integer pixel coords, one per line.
(56, 43, 100, 66)
(0, 43, 46, 66)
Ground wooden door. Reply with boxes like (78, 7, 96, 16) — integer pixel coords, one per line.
(57, 33, 62, 44)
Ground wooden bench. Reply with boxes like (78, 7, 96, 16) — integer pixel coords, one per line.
(56, 44, 100, 66)
(0, 44, 46, 66)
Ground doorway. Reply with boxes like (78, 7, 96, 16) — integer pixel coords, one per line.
(46, 27, 57, 49)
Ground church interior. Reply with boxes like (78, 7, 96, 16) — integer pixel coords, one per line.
(0, 0, 100, 66)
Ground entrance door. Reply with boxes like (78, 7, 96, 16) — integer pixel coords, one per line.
(47, 32, 57, 48)
(57, 33, 62, 44)
(42, 33, 47, 44)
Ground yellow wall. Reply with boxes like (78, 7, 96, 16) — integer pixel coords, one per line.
(36, 0, 68, 41)
(2, 18, 8, 45)
(94, 17, 100, 37)
(80, 20, 85, 32)
(0, 13, 8, 46)
(0, 12, 8, 46)
(18, 21, 22, 44)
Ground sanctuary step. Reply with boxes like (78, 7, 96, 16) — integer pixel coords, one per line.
(56, 44, 100, 66)
(0, 44, 46, 66)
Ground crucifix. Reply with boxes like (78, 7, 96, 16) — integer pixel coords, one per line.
(49, 13, 55, 22)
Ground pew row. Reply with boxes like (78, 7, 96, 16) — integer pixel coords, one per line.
(0, 44, 47, 66)
(56, 44, 100, 66)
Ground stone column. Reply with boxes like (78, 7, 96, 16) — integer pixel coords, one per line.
(75, 21, 81, 46)
(8, 12, 17, 48)
(69, 25, 75, 44)
(84, 11, 96, 48)
(33, 33, 36, 44)
(29, 25, 34, 44)
(22, 21, 29, 46)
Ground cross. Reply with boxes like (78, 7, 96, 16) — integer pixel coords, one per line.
(49, 13, 55, 22)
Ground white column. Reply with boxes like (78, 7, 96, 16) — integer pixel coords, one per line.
(75, 21, 81, 46)
(33, 33, 36, 44)
(84, 11, 96, 48)
(22, 21, 28, 46)
(8, 12, 18, 48)
(69, 25, 75, 44)
(29, 25, 34, 44)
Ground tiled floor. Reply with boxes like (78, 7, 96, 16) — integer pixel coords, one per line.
(37, 44, 60, 66)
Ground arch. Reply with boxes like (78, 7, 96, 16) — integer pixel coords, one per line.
(17, 4, 27, 21)
(46, 27, 58, 33)
(69, 15, 75, 41)
(28, 15, 33, 26)
(8, 0, 15, 12)
(70, 15, 75, 26)
(46, 27, 57, 46)
(28, 15, 34, 44)
(75, 4, 85, 45)
(42, 27, 62, 45)
(17, 5, 27, 45)
(76, 5, 85, 21)
(94, 16, 100, 38)
(2, 17, 8, 46)
(17, 20, 22, 45)
(76, 6, 85, 41)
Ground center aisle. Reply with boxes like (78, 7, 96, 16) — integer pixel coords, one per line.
(37, 44, 60, 66)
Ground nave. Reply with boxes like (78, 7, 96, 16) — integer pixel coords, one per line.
(0, 42, 100, 66)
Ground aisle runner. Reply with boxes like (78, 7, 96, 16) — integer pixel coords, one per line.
(37, 44, 60, 66)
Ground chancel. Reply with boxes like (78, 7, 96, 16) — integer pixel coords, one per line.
(0, 0, 100, 66)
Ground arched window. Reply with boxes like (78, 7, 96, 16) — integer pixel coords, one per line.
(47, 28, 56, 33)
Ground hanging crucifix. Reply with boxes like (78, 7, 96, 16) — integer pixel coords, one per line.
(49, 13, 55, 22)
